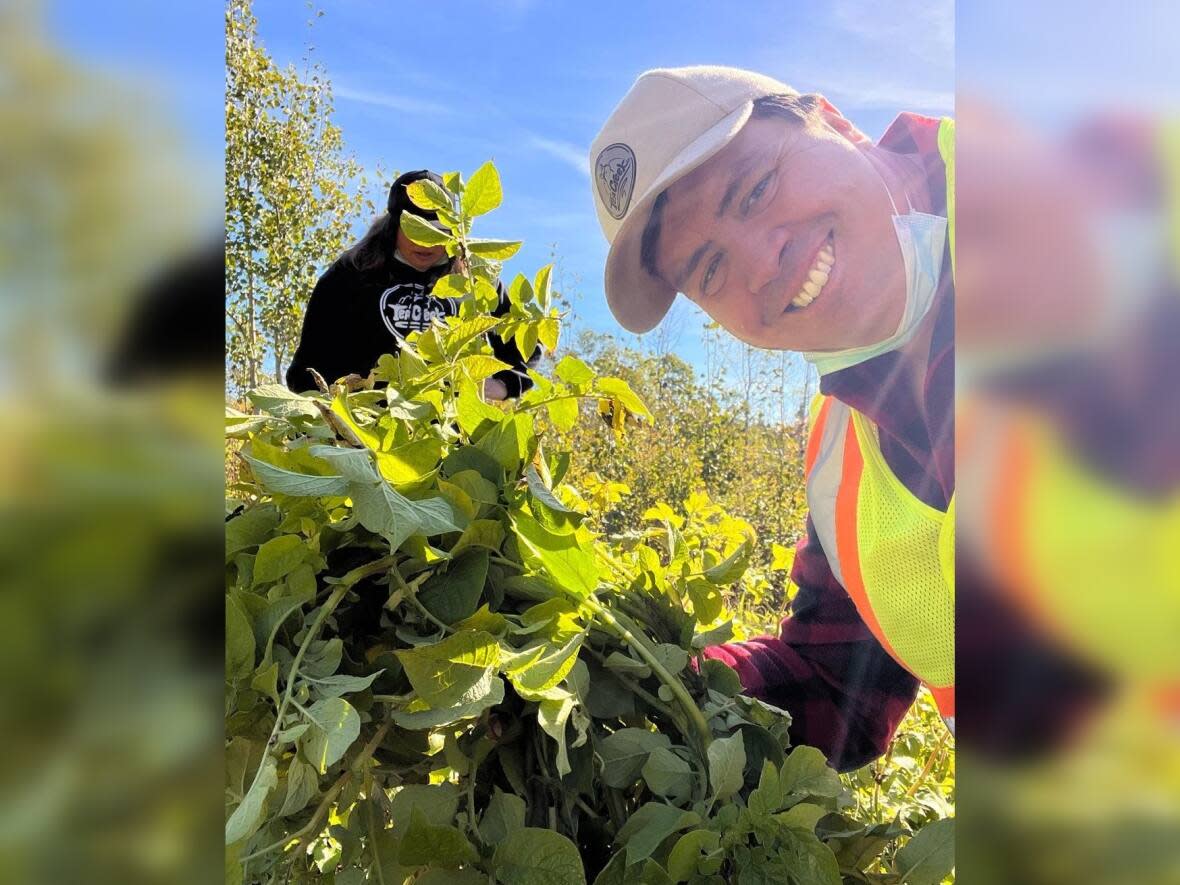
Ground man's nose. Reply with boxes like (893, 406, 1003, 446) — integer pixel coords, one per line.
(730, 222, 793, 294)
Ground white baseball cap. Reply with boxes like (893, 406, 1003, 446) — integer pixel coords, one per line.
(590, 66, 797, 333)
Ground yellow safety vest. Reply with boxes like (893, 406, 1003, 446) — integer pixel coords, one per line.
(803, 117, 956, 720)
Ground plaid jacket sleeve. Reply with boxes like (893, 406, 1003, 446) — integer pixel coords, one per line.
(703, 517, 919, 772)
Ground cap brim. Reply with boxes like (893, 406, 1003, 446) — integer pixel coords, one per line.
(604, 102, 754, 334)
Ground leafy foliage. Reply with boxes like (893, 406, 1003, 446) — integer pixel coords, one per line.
(225, 164, 953, 884)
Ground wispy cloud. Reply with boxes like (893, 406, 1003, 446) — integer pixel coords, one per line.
(821, 79, 954, 113)
(525, 135, 590, 178)
(830, 0, 953, 68)
(333, 85, 452, 117)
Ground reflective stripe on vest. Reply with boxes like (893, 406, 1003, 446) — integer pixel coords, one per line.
(802, 117, 957, 718)
(966, 404, 1180, 685)
(806, 397, 956, 717)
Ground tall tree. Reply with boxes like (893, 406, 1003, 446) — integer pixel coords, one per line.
(225, 0, 377, 393)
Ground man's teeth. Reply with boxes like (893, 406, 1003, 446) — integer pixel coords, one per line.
(791, 241, 835, 309)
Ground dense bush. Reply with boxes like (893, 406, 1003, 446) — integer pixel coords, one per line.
(224, 164, 953, 884)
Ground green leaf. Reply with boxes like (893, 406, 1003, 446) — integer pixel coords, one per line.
(650, 643, 689, 675)
(537, 317, 561, 352)
(241, 453, 349, 497)
(278, 758, 318, 817)
(597, 728, 671, 789)
(770, 542, 796, 573)
(774, 802, 827, 832)
(451, 518, 506, 557)
(252, 535, 306, 586)
(225, 505, 280, 559)
(525, 464, 580, 517)
(685, 577, 723, 624)
(331, 392, 383, 449)
(251, 661, 279, 703)
(443, 171, 464, 193)
(641, 746, 693, 801)
(894, 818, 955, 885)
(703, 540, 752, 584)
(388, 676, 504, 729)
(477, 413, 533, 471)
(596, 377, 652, 420)
(417, 550, 489, 624)
(778, 829, 842, 885)
(479, 788, 526, 844)
(457, 382, 504, 439)
(503, 633, 584, 700)
(666, 829, 721, 883)
(778, 746, 842, 805)
(462, 161, 503, 217)
(701, 658, 742, 697)
(398, 807, 478, 868)
(394, 629, 500, 709)
(458, 354, 512, 382)
(400, 211, 453, 247)
(493, 827, 586, 885)
(376, 438, 445, 486)
(302, 697, 361, 774)
(691, 619, 735, 650)
(512, 513, 600, 600)
(537, 691, 576, 775)
(446, 315, 503, 354)
(247, 384, 320, 417)
(707, 732, 746, 801)
(615, 802, 700, 865)
(226, 595, 256, 680)
(467, 238, 522, 260)
(431, 273, 469, 300)
(304, 670, 384, 699)
(533, 264, 553, 310)
(554, 356, 594, 388)
(514, 322, 540, 361)
(390, 783, 461, 829)
(546, 395, 579, 431)
(225, 755, 277, 845)
(406, 178, 455, 214)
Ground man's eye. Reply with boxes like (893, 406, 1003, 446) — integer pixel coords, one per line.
(742, 172, 774, 215)
(701, 253, 723, 294)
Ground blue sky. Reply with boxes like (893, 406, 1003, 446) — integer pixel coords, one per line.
(246, 0, 953, 370)
(50, 0, 953, 379)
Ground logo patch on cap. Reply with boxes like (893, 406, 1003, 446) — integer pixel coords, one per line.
(595, 143, 637, 221)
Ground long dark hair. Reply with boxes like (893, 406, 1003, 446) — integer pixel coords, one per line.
(344, 211, 400, 275)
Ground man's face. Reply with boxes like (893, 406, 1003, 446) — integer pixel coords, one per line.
(653, 111, 908, 351)
(395, 225, 448, 272)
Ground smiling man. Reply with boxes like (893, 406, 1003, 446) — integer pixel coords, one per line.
(590, 66, 954, 769)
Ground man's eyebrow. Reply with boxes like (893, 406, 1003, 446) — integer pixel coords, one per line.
(674, 241, 711, 292)
(716, 156, 759, 218)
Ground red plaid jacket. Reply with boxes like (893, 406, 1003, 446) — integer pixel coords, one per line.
(703, 113, 954, 771)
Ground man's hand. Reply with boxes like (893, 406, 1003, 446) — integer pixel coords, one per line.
(483, 378, 509, 401)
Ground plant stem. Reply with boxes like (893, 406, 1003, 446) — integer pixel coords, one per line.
(582, 595, 712, 751)
(903, 731, 947, 800)
(235, 555, 398, 847)
(241, 721, 391, 863)
(388, 566, 454, 634)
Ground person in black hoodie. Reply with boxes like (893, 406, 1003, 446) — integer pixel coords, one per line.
(285, 169, 537, 397)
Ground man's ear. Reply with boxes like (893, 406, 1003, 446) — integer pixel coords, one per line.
(817, 97, 871, 145)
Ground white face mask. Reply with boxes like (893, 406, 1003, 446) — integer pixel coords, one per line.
(393, 247, 450, 270)
(802, 176, 948, 377)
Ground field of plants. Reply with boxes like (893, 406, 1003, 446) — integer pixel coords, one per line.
(225, 167, 954, 884)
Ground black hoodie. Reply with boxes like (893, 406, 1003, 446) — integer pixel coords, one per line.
(285, 255, 537, 395)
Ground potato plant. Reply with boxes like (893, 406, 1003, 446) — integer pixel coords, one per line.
(225, 163, 953, 885)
